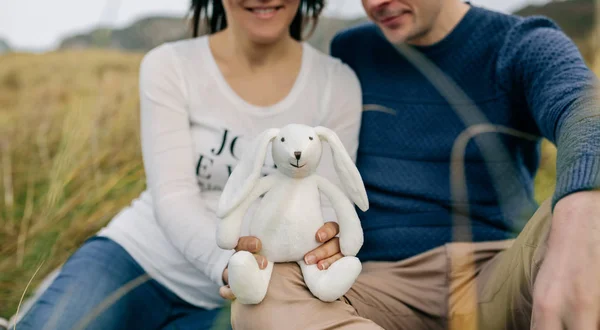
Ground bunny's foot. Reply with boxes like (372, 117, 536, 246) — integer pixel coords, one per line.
(227, 251, 274, 304)
(298, 256, 362, 302)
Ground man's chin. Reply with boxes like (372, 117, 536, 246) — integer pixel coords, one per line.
(379, 28, 410, 46)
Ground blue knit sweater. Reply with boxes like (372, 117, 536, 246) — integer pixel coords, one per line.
(331, 5, 600, 261)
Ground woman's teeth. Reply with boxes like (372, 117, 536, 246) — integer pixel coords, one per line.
(248, 7, 280, 19)
(248, 6, 283, 19)
(253, 8, 276, 14)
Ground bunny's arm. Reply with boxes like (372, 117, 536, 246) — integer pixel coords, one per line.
(216, 174, 278, 250)
(314, 175, 364, 257)
(313, 59, 363, 224)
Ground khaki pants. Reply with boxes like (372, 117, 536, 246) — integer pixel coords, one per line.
(231, 200, 552, 330)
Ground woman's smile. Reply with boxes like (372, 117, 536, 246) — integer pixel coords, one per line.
(245, 5, 285, 20)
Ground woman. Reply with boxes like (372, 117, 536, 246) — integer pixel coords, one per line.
(14, 0, 362, 329)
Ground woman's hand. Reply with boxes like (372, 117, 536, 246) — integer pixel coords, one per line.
(219, 222, 343, 300)
(304, 222, 343, 270)
(220, 237, 267, 300)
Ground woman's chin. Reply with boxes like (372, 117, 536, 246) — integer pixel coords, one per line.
(246, 30, 291, 45)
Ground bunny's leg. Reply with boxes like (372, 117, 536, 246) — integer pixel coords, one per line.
(228, 251, 274, 304)
(298, 256, 362, 302)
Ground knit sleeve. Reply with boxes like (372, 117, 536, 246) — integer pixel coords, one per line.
(139, 44, 234, 286)
(497, 17, 600, 209)
(330, 27, 358, 67)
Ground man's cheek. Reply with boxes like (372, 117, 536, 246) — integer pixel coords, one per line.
(361, 0, 379, 18)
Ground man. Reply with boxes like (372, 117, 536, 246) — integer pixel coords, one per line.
(223, 0, 600, 329)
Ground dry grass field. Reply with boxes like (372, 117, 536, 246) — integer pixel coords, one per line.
(0, 49, 146, 316)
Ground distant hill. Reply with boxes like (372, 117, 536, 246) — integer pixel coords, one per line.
(59, 16, 193, 51)
(59, 15, 368, 54)
(306, 16, 368, 53)
(57, 0, 595, 54)
(0, 39, 11, 54)
(514, 0, 595, 40)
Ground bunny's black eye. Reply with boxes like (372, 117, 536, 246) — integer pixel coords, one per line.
(281, 137, 285, 142)
(309, 137, 313, 141)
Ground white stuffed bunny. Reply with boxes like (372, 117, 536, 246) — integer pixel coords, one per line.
(216, 123, 369, 305)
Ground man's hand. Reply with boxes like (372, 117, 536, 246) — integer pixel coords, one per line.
(219, 222, 343, 300)
(219, 237, 268, 300)
(304, 222, 342, 270)
(532, 190, 600, 329)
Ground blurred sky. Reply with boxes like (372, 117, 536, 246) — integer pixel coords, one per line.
(1, 0, 551, 51)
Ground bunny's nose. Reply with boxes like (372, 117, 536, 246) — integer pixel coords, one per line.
(294, 151, 302, 160)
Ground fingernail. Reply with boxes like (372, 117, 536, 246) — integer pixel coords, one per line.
(318, 232, 326, 242)
(252, 241, 259, 250)
(320, 262, 328, 270)
(305, 255, 316, 265)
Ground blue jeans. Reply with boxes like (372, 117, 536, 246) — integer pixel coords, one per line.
(16, 236, 232, 330)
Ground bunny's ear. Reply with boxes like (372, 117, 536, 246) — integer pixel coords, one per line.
(315, 126, 369, 211)
(217, 128, 280, 218)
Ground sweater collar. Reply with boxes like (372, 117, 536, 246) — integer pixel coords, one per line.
(406, 3, 480, 56)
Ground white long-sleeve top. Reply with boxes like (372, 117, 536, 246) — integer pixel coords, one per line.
(97, 35, 363, 309)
